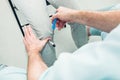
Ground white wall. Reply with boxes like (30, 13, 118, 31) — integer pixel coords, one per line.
(0, 0, 27, 68)
(77, 0, 120, 10)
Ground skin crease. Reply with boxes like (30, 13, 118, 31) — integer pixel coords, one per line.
(23, 7, 120, 80)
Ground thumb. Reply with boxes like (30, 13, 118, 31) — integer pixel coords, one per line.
(51, 13, 59, 22)
(41, 38, 51, 45)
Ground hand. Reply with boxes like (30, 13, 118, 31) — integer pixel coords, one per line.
(51, 7, 77, 30)
(23, 26, 50, 56)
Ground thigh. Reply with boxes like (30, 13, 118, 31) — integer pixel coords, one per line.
(70, 23, 88, 48)
(12, 0, 52, 38)
(12, 0, 56, 67)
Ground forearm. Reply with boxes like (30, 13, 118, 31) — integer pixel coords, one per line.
(74, 10, 120, 32)
(27, 54, 48, 80)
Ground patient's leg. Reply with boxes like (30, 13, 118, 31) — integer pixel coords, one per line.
(70, 23, 88, 48)
(12, 0, 56, 67)
(47, 0, 88, 48)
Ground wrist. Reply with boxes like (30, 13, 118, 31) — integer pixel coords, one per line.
(73, 10, 86, 24)
(70, 10, 79, 22)
(28, 53, 44, 64)
(28, 52, 41, 58)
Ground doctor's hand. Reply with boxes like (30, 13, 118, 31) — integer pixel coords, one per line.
(52, 7, 77, 30)
(23, 26, 50, 56)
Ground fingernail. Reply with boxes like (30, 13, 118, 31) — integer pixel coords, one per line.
(49, 15, 53, 17)
(64, 25, 66, 28)
(22, 23, 30, 27)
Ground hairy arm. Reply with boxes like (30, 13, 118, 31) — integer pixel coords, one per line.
(27, 54, 47, 80)
(75, 10, 120, 32)
(52, 7, 120, 32)
(23, 26, 49, 80)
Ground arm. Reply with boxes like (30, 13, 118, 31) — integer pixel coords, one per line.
(52, 7, 120, 32)
(23, 26, 50, 80)
(27, 54, 47, 80)
(75, 10, 120, 32)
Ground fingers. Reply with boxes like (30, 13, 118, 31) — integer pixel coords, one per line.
(42, 38, 50, 45)
(27, 26, 36, 39)
(51, 13, 58, 22)
(56, 20, 66, 30)
(37, 38, 50, 49)
(52, 14, 64, 30)
(52, 7, 64, 21)
(51, 7, 67, 30)
(51, 7, 62, 21)
(23, 25, 50, 43)
(23, 25, 36, 45)
(51, 8, 59, 21)
(24, 26, 30, 39)
(24, 25, 36, 38)
(23, 25, 51, 54)
(24, 26, 31, 44)
(23, 37, 28, 48)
